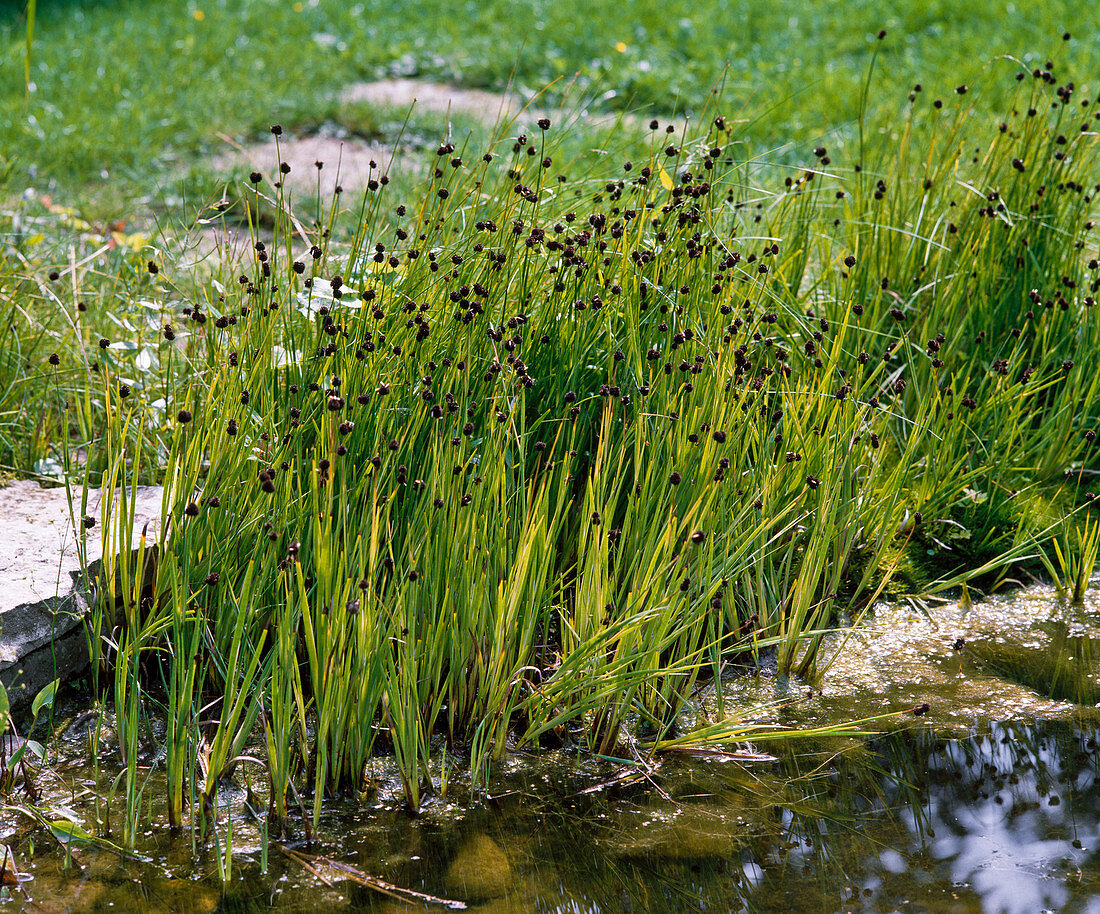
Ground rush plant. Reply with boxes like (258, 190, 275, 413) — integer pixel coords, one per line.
(54, 51, 1100, 849)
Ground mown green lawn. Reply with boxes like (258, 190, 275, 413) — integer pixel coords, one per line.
(1, 0, 1095, 212)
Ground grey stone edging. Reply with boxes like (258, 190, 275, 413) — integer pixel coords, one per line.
(0, 480, 162, 709)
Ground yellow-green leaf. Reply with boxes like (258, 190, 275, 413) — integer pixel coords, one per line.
(31, 678, 58, 718)
(658, 163, 674, 192)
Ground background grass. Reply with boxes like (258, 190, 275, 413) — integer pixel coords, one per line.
(1, 0, 1097, 213)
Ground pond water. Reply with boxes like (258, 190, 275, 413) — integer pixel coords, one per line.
(5, 586, 1100, 913)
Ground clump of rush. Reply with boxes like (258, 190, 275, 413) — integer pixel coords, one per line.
(72, 46, 1100, 845)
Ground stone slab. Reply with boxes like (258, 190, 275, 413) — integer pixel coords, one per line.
(0, 480, 163, 709)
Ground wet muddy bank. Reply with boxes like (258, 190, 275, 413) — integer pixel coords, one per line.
(3, 584, 1100, 912)
(5, 718, 1099, 913)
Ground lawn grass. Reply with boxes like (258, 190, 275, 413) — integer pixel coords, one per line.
(2, 0, 1097, 208)
(1, 0, 1100, 860)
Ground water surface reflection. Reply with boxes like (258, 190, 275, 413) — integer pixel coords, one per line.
(12, 720, 1099, 913)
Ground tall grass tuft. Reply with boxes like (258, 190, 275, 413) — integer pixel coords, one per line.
(62, 55, 1100, 838)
